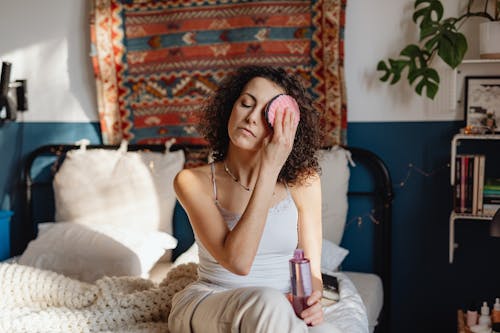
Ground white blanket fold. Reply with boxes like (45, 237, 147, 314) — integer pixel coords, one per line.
(0, 262, 198, 333)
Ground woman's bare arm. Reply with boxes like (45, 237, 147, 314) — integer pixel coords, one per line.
(175, 108, 298, 275)
(291, 173, 324, 325)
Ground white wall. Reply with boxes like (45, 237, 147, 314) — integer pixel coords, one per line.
(0, 0, 97, 122)
(0, 0, 492, 123)
(345, 0, 487, 122)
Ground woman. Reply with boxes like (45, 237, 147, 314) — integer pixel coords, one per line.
(168, 65, 337, 332)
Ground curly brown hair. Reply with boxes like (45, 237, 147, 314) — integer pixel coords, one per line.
(198, 65, 323, 185)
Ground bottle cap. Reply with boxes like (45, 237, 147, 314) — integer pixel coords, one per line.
(481, 301, 490, 315)
(294, 249, 304, 260)
(494, 298, 500, 311)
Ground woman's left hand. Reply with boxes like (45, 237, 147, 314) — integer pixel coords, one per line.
(300, 290, 324, 326)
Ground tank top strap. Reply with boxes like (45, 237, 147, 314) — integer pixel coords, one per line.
(210, 162, 218, 201)
(284, 182, 290, 195)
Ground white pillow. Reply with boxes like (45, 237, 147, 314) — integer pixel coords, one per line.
(318, 146, 351, 245)
(321, 238, 349, 273)
(53, 144, 184, 237)
(18, 222, 177, 283)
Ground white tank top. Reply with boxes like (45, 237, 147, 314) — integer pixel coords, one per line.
(195, 163, 299, 293)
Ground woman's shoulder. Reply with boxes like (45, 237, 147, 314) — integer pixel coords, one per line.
(175, 163, 212, 187)
(174, 164, 211, 192)
(289, 170, 321, 191)
(288, 171, 321, 205)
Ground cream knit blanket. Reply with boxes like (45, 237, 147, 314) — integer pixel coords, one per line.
(0, 262, 198, 333)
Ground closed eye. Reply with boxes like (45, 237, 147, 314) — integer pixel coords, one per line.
(240, 93, 257, 109)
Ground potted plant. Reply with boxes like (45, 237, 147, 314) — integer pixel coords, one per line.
(377, 0, 500, 99)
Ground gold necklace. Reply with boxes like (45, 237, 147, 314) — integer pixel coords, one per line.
(223, 161, 252, 192)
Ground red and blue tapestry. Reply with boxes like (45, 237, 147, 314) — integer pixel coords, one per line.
(90, 0, 347, 148)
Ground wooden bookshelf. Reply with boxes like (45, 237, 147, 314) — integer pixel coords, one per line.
(449, 133, 500, 263)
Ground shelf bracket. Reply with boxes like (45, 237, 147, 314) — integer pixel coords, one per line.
(449, 212, 457, 264)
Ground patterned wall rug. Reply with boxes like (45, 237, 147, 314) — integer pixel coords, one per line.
(90, 0, 347, 149)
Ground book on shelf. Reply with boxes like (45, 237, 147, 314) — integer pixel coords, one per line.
(483, 189, 500, 197)
(453, 154, 486, 215)
(484, 196, 500, 204)
(476, 155, 485, 215)
(466, 155, 473, 214)
(484, 177, 500, 190)
(483, 177, 500, 216)
(454, 155, 461, 212)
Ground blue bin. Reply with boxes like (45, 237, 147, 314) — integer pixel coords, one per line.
(0, 210, 13, 261)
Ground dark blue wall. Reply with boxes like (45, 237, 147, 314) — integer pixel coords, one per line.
(347, 122, 500, 332)
(0, 121, 498, 332)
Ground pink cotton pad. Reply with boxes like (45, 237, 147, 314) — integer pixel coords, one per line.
(264, 94, 300, 129)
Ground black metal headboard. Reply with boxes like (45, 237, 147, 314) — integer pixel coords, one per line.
(344, 146, 393, 333)
(17, 143, 393, 332)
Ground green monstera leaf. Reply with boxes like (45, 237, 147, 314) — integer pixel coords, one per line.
(376, 0, 493, 100)
(409, 67, 440, 99)
(413, 0, 443, 32)
(437, 29, 467, 68)
(422, 18, 467, 68)
(377, 44, 439, 99)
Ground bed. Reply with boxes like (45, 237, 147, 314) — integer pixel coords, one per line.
(1, 141, 393, 333)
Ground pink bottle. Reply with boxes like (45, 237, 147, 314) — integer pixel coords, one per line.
(289, 248, 312, 317)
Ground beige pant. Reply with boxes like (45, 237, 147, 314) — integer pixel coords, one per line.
(168, 282, 339, 333)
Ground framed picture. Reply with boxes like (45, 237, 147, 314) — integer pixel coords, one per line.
(464, 76, 500, 133)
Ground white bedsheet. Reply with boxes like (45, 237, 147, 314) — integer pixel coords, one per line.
(345, 272, 383, 333)
(323, 272, 369, 333)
